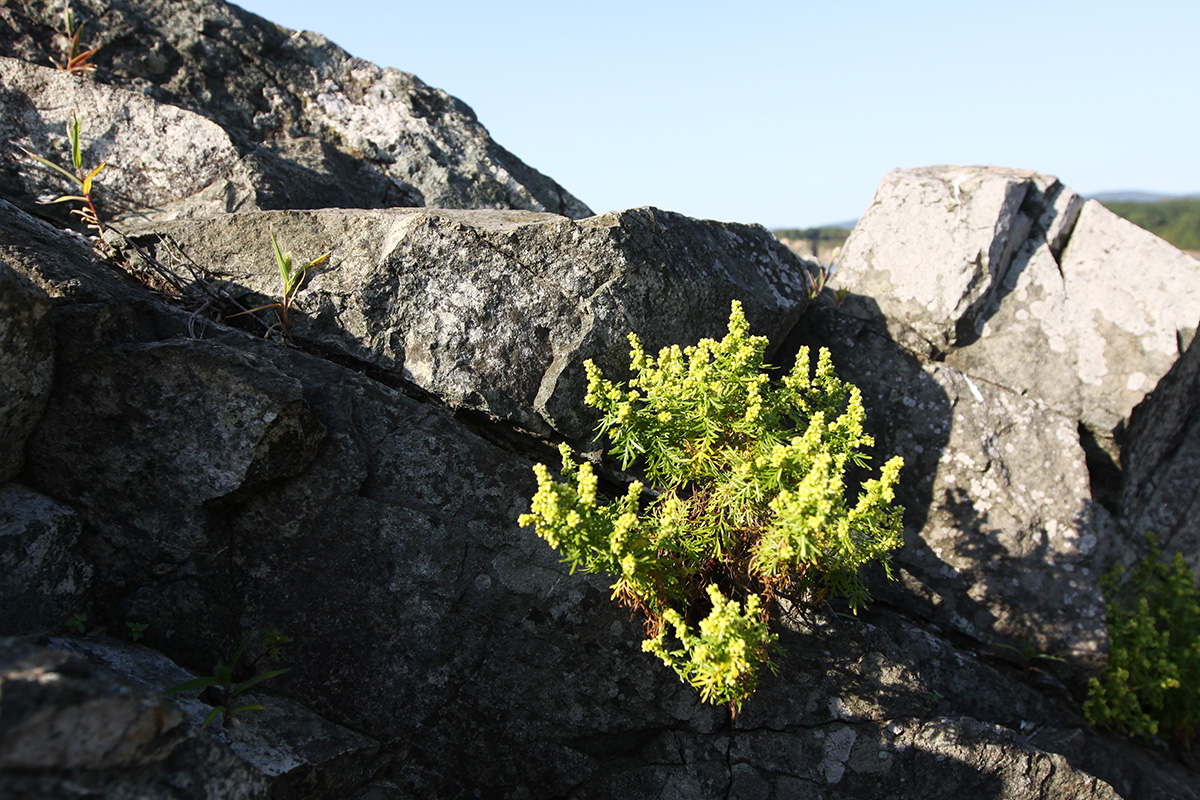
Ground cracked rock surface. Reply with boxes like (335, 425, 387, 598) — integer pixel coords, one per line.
(833, 166, 1200, 437)
(785, 305, 1107, 686)
(128, 205, 811, 439)
(0, 0, 591, 221)
(4, 186, 1198, 798)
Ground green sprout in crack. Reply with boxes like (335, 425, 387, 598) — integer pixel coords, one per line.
(19, 111, 106, 234)
(54, 7, 101, 74)
(166, 632, 291, 729)
(230, 232, 331, 340)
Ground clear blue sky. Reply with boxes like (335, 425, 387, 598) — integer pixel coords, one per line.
(231, 0, 1198, 228)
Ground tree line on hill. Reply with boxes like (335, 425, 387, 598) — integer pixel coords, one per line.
(775, 198, 1200, 256)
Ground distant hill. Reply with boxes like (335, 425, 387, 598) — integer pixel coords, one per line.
(775, 194, 1200, 259)
(1098, 196, 1200, 253)
(772, 225, 851, 264)
(1090, 190, 1200, 203)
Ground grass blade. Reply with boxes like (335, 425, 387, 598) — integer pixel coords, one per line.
(230, 668, 291, 699)
(19, 147, 81, 185)
(81, 161, 106, 195)
(165, 675, 222, 694)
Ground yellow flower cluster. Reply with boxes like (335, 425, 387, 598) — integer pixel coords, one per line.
(519, 300, 904, 713)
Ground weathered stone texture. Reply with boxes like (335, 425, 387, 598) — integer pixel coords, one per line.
(0, 484, 90, 636)
(0, 262, 53, 482)
(1119, 320, 1200, 579)
(0, 0, 591, 219)
(129, 206, 812, 439)
(3, 198, 1179, 799)
(833, 166, 1200, 436)
(786, 305, 1106, 682)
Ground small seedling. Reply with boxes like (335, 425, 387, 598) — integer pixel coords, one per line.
(65, 612, 88, 634)
(166, 632, 290, 728)
(230, 233, 330, 339)
(803, 256, 848, 308)
(261, 628, 292, 660)
(19, 111, 106, 234)
(125, 621, 148, 642)
(53, 8, 101, 74)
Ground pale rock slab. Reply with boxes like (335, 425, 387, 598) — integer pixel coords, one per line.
(0, 0, 590, 219)
(0, 57, 413, 227)
(833, 166, 1200, 436)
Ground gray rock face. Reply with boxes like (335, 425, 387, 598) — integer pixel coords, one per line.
(1119, 320, 1200, 579)
(0, 262, 53, 482)
(0, 56, 416, 226)
(1, 2, 1199, 792)
(129, 205, 811, 439)
(786, 305, 1106, 682)
(833, 166, 1200, 436)
(24, 339, 328, 591)
(0, 637, 267, 799)
(52, 636, 384, 799)
(7, 198, 1188, 798)
(0, 0, 591, 220)
(0, 635, 380, 799)
(0, 484, 91, 636)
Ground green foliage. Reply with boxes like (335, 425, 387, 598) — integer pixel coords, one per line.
(1084, 534, 1200, 749)
(53, 7, 100, 74)
(519, 301, 904, 712)
(260, 627, 292, 661)
(166, 630, 291, 728)
(65, 612, 88, 635)
(801, 260, 848, 307)
(230, 232, 331, 339)
(19, 111, 106, 234)
(1102, 198, 1200, 252)
(773, 226, 852, 244)
(125, 621, 148, 642)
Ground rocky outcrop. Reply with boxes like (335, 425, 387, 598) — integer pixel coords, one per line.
(0, 56, 414, 225)
(0, 0, 591, 221)
(785, 305, 1106, 684)
(833, 166, 1200, 439)
(3, 0, 1200, 795)
(125, 205, 810, 438)
(4, 179, 1198, 797)
(1119, 319, 1200, 577)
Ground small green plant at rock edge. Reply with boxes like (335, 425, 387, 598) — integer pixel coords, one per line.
(19, 110, 106, 234)
(166, 630, 291, 728)
(53, 7, 100, 74)
(230, 232, 331, 339)
(519, 301, 904, 713)
(1084, 533, 1200, 749)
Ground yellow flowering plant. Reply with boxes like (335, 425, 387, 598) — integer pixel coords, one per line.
(519, 301, 904, 712)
